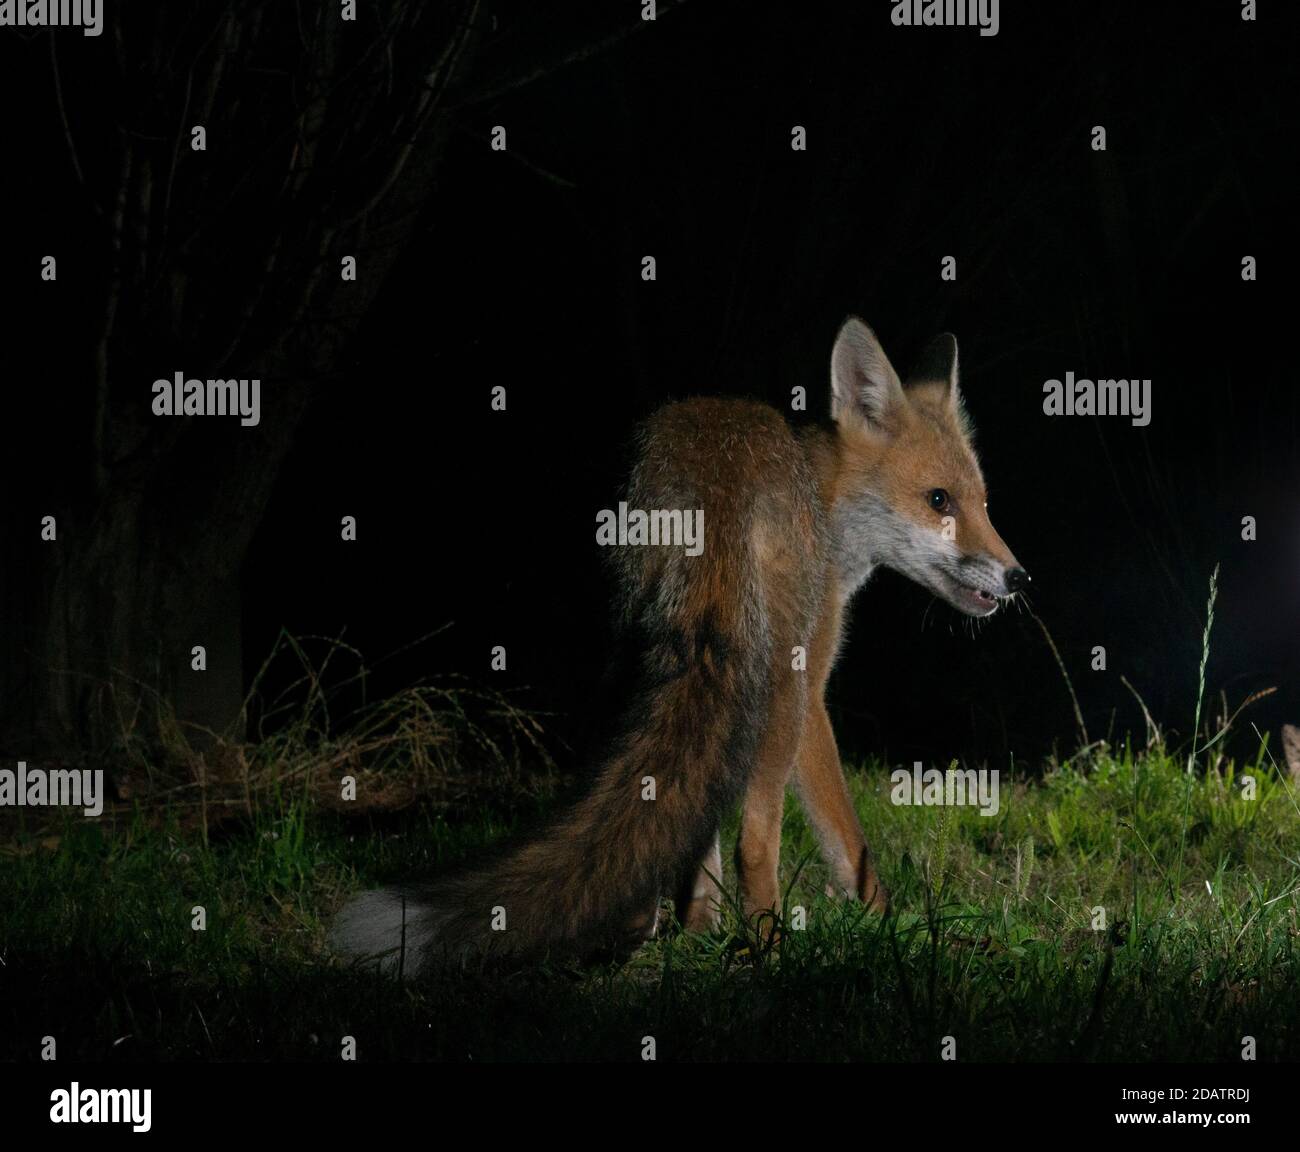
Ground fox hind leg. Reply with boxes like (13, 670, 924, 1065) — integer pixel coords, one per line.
(623, 891, 663, 942)
(793, 702, 888, 912)
(735, 673, 807, 930)
(675, 830, 724, 933)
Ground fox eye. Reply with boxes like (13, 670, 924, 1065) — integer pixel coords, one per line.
(928, 488, 951, 513)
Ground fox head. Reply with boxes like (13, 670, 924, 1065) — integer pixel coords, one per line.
(828, 316, 1027, 617)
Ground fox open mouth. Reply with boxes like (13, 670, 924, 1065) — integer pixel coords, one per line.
(945, 577, 999, 617)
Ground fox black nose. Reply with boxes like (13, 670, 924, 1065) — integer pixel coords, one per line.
(1005, 567, 1030, 594)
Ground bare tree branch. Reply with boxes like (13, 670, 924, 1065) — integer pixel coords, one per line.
(91, 144, 133, 496)
(447, 0, 686, 111)
(337, 0, 481, 231)
(49, 33, 104, 221)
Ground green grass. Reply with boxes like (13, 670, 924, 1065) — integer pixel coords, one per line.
(3, 741, 1298, 1062)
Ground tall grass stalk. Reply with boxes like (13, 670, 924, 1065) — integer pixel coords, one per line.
(1173, 564, 1219, 903)
(1026, 604, 1089, 748)
(1185, 564, 1219, 777)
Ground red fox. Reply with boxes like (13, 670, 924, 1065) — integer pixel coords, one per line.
(329, 317, 1027, 974)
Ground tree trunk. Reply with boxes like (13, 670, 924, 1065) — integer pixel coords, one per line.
(3, 1, 481, 763)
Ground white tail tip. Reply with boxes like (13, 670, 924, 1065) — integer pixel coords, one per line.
(327, 889, 433, 978)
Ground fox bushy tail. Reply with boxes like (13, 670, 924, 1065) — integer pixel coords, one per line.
(328, 528, 772, 976)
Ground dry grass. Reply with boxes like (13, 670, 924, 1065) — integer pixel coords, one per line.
(14, 629, 559, 843)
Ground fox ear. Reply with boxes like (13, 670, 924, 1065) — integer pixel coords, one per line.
(830, 317, 905, 432)
(906, 333, 959, 395)
(906, 332, 968, 428)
